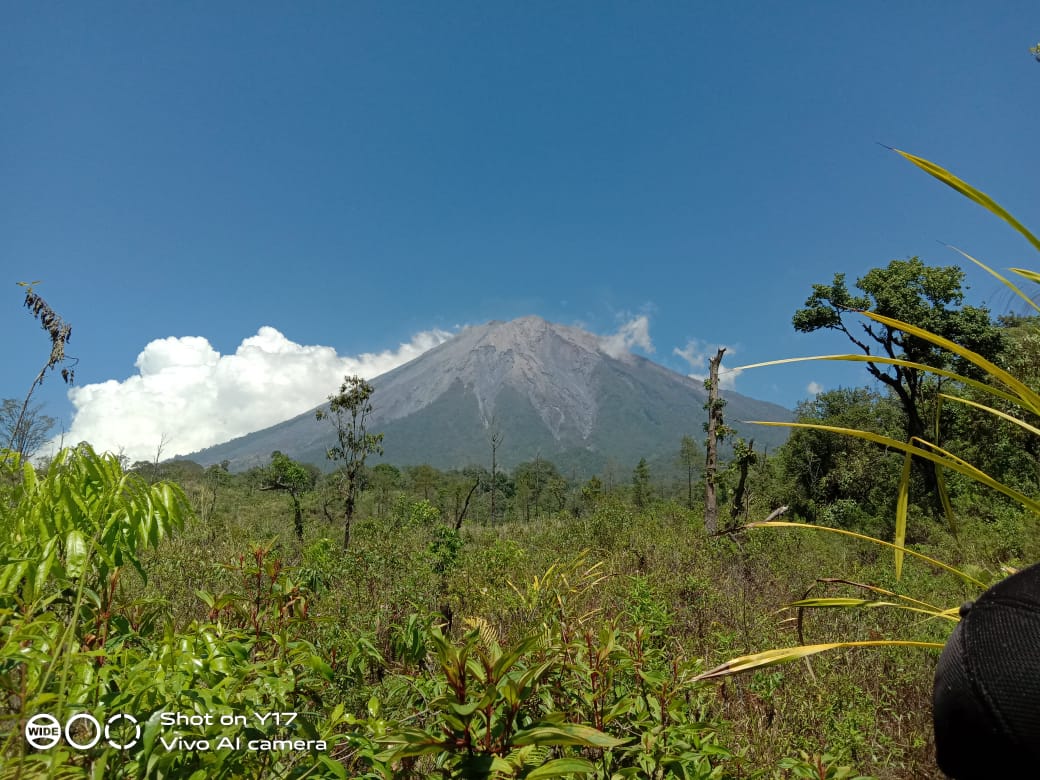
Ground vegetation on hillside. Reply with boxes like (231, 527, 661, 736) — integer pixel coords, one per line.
(4, 154, 1040, 780)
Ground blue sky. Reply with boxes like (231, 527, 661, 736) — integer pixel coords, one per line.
(4, 3, 1040, 460)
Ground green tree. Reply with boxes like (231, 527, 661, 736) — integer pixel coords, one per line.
(792, 257, 1004, 508)
(260, 450, 317, 540)
(315, 375, 384, 548)
(201, 459, 231, 523)
(678, 435, 699, 509)
(407, 463, 440, 501)
(779, 388, 903, 531)
(513, 458, 561, 521)
(369, 462, 402, 517)
(580, 475, 603, 513)
(942, 315, 1040, 496)
(632, 457, 652, 509)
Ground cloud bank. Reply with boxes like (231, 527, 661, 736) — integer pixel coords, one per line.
(807, 381, 824, 395)
(673, 339, 743, 389)
(599, 315, 654, 359)
(59, 326, 452, 462)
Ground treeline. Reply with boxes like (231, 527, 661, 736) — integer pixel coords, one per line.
(147, 308, 1040, 562)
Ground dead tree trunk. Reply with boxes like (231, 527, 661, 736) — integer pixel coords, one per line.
(703, 348, 726, 535)
(730, 439, 756, 523)
(489, 426, 503, 526)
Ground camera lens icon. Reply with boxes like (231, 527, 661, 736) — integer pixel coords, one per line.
(24, 713, 140, 751)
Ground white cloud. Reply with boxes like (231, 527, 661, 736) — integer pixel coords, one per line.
(673, 339, 742, 390)
(599, 315, 654, 358)
(807, 381, 824, 395)
(57, 326, 452, 462)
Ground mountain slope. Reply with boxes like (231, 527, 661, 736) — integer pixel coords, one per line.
(187, 316, 791, 474)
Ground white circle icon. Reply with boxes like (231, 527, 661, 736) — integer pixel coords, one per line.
(24, 714, 62, 750)
(105, 713, 141, 749)
(64, 713, 102, 751)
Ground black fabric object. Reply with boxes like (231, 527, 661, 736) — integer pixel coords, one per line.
(933, 561, 1040, 778)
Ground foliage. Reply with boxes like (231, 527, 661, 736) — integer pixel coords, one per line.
(779, 389, 903, 533)
(706, 150, 1040, 685)
(0, 445, 358, 778)
(631, 459, 652, 510)
(513, 459, 565, 522)
(792, 256, 1004, 513)
(678, 436, 699, 509)
(0, 445, 184, 767)
(366, 568, 732, 780)
(317, 375, 384, 548)
(261, 450, 318, 540)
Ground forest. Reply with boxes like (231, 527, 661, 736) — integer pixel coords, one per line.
(2, 153, 1040, 779)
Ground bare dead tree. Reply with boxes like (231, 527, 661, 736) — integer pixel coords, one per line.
(453, 476, 481, 531)
(703, 348, 729, 535)
(489, 421, 504, 525)
(6, 283, 75, 462)
(152, 433, 170, 483)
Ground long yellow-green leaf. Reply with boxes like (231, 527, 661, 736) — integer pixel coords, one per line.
(695, 639, 944, 681)
(933, 395, 958, 537)
(788, 597, 957, 621)
(1011, 268, 1040, 285)
(745, 519, 986, 588)
(945, 246, 1040, 315)
(939, 393, 1040, 438)
(894, 450, 912, 581)
(860, 310, 1040, 413)
(910, 436, 976, 471)
(815, 577, 947, 613)
(895, 149, 1040, 254)
(748, 421, 1040, 518)
(733, 354, 1021, 408)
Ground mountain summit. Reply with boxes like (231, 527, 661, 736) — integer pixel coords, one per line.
(188, 316, 790, 473)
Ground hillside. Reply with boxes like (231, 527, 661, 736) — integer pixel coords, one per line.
(187, 316, 790, 473)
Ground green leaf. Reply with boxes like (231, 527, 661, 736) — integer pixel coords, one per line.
(318, 754, 348, 779)
(512, 722, 627, 749)
(448, 701, 481, 717)
(525, 758, 596, 778)
(65, 529, 88, 579)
